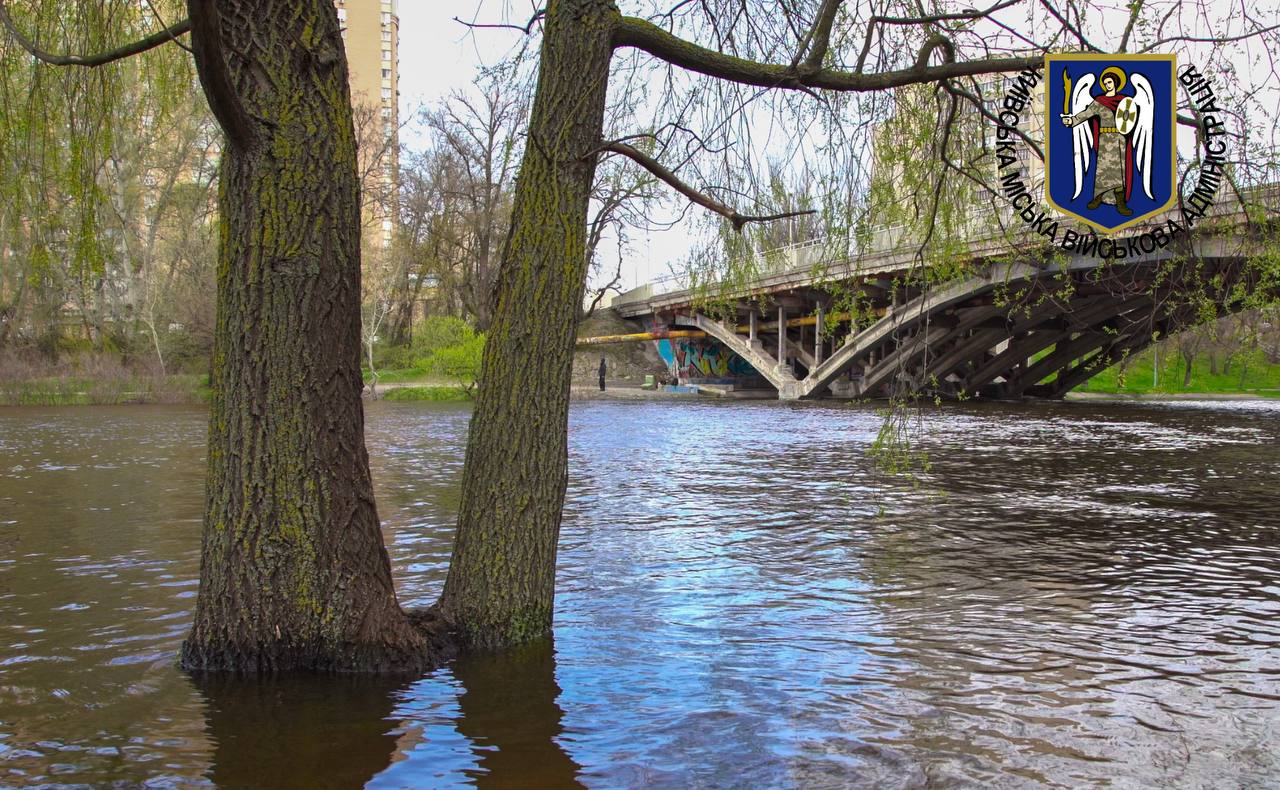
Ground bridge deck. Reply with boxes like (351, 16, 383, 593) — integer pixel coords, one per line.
(610, 184, 1278, 400)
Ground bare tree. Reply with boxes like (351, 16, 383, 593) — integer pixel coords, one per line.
(427, 71, 528, 330)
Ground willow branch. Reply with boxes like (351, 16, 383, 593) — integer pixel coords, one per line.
(597, 141, 815, 231)
(143, 0, 195, 55)
(941, 79, 1044, 161)
(855, 0, 1023, 73)
(614, 15, 1040, 93)
(0, 1, 190, 66)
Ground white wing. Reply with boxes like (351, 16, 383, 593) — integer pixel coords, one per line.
(1130, 73, 1156, 200)
(1069, 74, 1096, 200)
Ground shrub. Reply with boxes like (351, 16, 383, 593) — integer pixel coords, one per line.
(424, 333, 485, 392)
(411, 316, 475, 357)
(373, 343, 417, 372)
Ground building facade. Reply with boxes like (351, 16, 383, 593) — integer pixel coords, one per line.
(335, 0, 400, 247)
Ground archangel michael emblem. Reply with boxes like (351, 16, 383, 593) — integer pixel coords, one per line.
(1044, 54, 1177, 233)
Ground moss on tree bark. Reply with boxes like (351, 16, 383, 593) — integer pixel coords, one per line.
(180, 0, 433, 672)
(438, 0, 618, 648)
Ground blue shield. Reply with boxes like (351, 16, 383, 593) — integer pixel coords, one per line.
(1044, 54, 1177, 233)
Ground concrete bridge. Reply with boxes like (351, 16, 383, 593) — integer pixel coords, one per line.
(608, 184, 1279, 400)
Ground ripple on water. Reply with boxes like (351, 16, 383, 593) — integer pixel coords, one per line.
(1, 399, 1279, 787)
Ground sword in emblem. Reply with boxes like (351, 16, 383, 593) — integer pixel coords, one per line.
(1062, 67, 1071, 115)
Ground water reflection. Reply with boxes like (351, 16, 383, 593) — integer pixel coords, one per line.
(196, 675, 409, 790)
(452, 640, 582, 788)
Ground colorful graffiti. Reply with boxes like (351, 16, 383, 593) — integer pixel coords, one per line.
(647, 319, 759, 382)
(672, 340, 757, 380)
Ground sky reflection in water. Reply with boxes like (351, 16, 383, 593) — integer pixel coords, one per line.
(1, 399, 1278, 788)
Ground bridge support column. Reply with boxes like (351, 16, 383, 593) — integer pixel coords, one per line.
(749, 311, 757, 343)
(814, 304, 824, 366)
(777, 306, 786, 365)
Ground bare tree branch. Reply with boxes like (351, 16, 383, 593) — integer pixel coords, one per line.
(1118, 0, 1145, 53)
(454, 8, 546, 36)
(1037, 0, 1102, 51)
(186, 0, 256, 149)
(854, 0, 1024, 73)
(798, 0, 843, 71)
(597, 141, 815, 231)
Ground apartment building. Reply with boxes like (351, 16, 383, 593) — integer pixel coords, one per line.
(335, 0, 400, 247)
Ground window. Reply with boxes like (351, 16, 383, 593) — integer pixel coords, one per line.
(382, 69, 391, 79)
(381, 12, 391, 24)
(382, 49, 391, 61)
(381, 87, 392, 100)
(382, 30, 391, 41)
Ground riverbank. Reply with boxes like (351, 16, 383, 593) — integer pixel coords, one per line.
(1065, 390, 1277, 401)
(1073, 347, 1280, 398)
(0, 374, 209, 406)
(570, 383, 699, 400)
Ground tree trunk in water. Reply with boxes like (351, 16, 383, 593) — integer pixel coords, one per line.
(181, 0, 430, 672)
(438, 0, 616, 648)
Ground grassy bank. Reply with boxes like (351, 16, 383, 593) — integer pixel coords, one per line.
(1075, 347, 1280, 397)
(365, 364, 475, 402)
(364, 366, 428, 384)
(0, 374, 210, 406)
(380, 385, 472, 402)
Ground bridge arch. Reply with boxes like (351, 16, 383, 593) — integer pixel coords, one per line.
(611, 185, 1278, 400)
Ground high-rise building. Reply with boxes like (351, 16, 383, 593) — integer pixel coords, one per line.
(335, 0, 399, 247)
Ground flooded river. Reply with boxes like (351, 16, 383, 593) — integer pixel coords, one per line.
(1, 399, 1278, 788)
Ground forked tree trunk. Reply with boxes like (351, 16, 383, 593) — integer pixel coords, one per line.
(438, 0, 617, 648)
(181, 0, 429, 672)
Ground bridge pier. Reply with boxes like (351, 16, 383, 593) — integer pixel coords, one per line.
(776, 306, 785, 366)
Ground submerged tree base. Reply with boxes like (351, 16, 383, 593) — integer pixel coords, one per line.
(180, 606, 459, 674)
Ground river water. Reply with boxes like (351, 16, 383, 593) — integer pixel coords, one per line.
(1, 399, 1278, 788)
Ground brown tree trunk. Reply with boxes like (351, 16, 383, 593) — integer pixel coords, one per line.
(181, 0, 431, 672)
(438, 0, 617, 648)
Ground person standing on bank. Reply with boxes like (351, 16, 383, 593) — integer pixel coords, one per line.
(598, 356, 607, 392)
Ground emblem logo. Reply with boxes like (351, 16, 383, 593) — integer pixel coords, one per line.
(1045, 54, 1178, 233)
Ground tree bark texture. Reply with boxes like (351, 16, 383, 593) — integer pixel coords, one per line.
(438, 0, 617, 648)
(181, 0, 430, 672)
